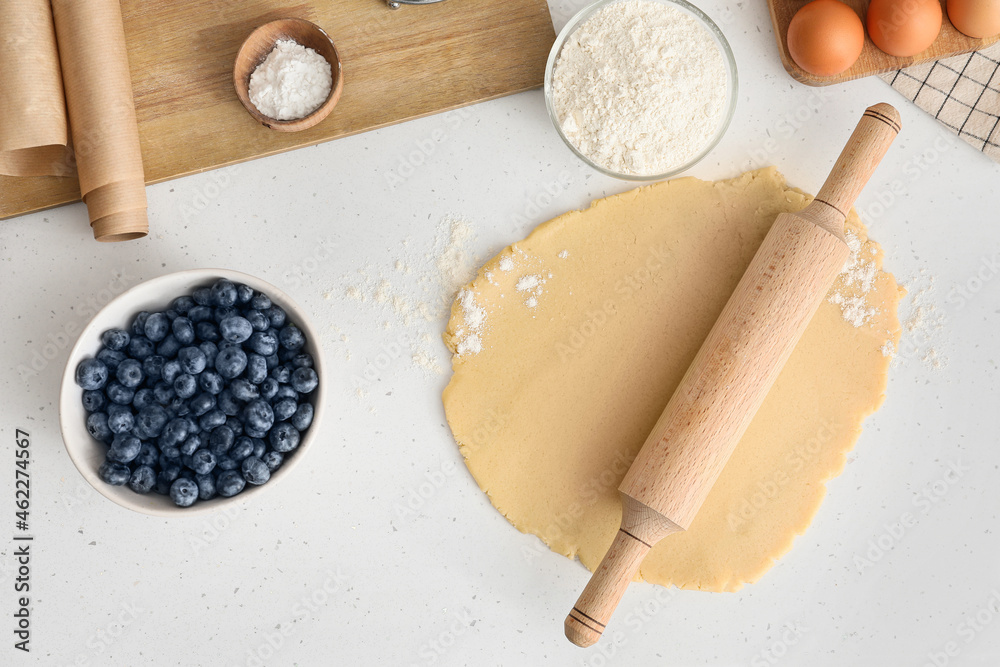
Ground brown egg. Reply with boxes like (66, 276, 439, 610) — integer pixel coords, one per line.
(787, 0, 865, 76)
(867, 0, 943, 57)
(947, 0, 1000, 38)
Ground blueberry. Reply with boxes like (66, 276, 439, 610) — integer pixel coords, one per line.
(292, 353, 314, 369)
(196, 321, 220, 342)
(131, 311, 150, 336)
(156, 335, 181, 358)
(208, 425, 235, 456)
(169, 478, 199, 507)
(265, 306, 287, 328)
(75, 358, 109, 390)
(164, 309, 180, 321)
(176, 346, 206, 375)
(244, 424, 268, 439)
(274, 385, 298, 402)
(279, 324, 306, 351)
(291, 403, 314, 431)
(108, 434, 141, 463)
(134, 405, 170, 439)
(99, 461, 131, 486)
(265, 353, 280, 370)
(270, 365, 291, 384)
(102, 328, 131, 351)
(144, 312, 169, 342)
(142, 355, 166, 381)
(215, 389, 239, 416)
(246, 309, 269, 332)
(226, 415, 243, 435)
(107, 404, 135, 434)
(213, 306, 240, 326)
(136, 443, 158, 468)
(272, 398, 296, 422)
(172, 317, 195, 344)
(216, 470, 245, 497)
(160, 446, 181, 461)
(82, 389, 105, 412)
(262, 450, 283, 472)
(243, 400, 274, 432)
(190, 392, 216, 417)
(252, 438, 266, 459)
(236, 284, 254, 304)
(269, 423, 300, 453)
(278, 347, 297, 363)
(160, 359, 181, 384)
(115, 359, 144, 388)
(198, 370, 224, 395)
(86, 412, 113, 442)
(247, 330, 278, 356)
(229, 378, 258, 402)
(128, 466, 156, 494)
(171, 296, 195, 314)
(153, 381, 175, 406)
(179, 434, 201, 456)
(188, 305, 212, 323)
(290, 367, 318, 394)
(250, 293, 271, 311)
(195, 473, 217, 500)
(243, 354, 265, 384)
(216, 456, 239, 471)
(229, 436, 253, 462)
(132, 388, 154, 409)
(190, 450, 217, 475)
(193, 287, 212, 306)
(216, 347, 247, 379)
(128, 336, 155, 360)
(259, 378, 279, 400)
(218, 316, 253, 343)
(174, 374, 197, 399)
(241, 457, 270, 485)
(106, 382, 135, 405)
(199, 408, 226, 431)
(96, 348, 126, 372)
(211, 280, 238, 308)
(159, 418, 189, 448)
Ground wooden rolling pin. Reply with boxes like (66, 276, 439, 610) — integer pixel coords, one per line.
(565, 103, 901, 648)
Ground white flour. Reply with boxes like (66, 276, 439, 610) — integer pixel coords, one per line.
(551, 0, 728, 176)
(249, 39, 333, 121)
(828, 231, 878, 327)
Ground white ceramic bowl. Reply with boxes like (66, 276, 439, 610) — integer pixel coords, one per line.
(544, 0, 738, 181)
(59, 269, 326, 517)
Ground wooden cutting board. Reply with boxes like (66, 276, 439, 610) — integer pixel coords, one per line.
(0, 0, 555, 220)
(767, 0, 999, 86)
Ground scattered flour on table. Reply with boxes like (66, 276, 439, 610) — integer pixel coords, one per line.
(828, 231, 879, 327)
(897, 269, 947, 370)
(550, 0, 728, 176)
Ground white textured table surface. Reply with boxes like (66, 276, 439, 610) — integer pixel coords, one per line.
(2, 1, 999, 665)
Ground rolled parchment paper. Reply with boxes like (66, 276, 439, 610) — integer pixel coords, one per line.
(52, 0, 148, 242)
(0, 0, 74, 177)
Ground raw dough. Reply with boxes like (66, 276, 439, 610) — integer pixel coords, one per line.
(442, 168, 902, 592)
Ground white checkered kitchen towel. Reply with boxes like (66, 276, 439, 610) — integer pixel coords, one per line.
(881, 42, 1000, 162)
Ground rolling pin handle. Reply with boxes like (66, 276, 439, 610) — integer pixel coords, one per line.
(565, 528, 650, 648)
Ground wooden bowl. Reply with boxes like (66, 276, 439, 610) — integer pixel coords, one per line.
(233, 18, 344, 132)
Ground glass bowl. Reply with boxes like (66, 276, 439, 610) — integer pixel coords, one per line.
(544, 0, 739, 181)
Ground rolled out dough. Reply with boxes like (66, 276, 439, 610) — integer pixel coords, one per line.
(443, 168, 902, 592)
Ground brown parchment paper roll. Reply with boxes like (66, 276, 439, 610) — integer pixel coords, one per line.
(52, 0, 148, 242)
(0, 0, 74, 177)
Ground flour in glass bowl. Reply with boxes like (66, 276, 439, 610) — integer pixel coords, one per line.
(551, 0, 729, 176)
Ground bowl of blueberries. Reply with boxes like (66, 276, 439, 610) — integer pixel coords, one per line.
(59, 269, 325, 515)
